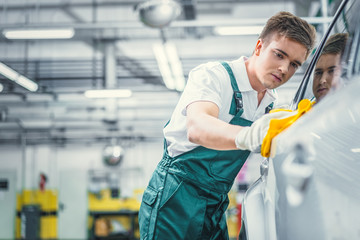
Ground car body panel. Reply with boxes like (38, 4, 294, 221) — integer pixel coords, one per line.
(274, 77, 360, 240)
(241, 0, 360, 239)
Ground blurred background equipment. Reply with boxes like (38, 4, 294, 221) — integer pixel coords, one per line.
(103, 144, 125, 167)
(21, 205, 41, 239)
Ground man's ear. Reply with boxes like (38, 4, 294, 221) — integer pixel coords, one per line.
(254, 39, 263, 56)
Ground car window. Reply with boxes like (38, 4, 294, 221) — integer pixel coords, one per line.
(293, 0, 360, 107)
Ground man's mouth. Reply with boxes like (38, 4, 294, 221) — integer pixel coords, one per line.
(271, 74, 282, 82)
(317, 87, 328, 94)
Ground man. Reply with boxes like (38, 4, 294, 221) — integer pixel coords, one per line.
(139, 11, 316, 240)
(312, 33, 348, 102)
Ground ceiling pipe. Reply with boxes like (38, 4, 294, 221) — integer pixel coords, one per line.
(0, 17, 334, 30)
(320, 0, 329, 31)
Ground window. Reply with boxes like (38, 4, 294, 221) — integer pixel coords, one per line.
(293, 0, 360, 106)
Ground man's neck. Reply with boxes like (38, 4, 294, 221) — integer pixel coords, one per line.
(257, 91, 266, 106)
(245, 57, 267, 105)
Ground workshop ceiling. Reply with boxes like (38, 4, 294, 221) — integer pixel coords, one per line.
(0, 0, 331, 145)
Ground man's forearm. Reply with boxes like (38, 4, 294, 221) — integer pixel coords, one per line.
(187, 113, 243, 150)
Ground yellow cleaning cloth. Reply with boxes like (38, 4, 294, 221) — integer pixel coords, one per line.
(261, 99, 314, 157)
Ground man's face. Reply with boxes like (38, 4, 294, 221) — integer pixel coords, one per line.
(254, 34, 308, 89)
(312, 53, 341, 101)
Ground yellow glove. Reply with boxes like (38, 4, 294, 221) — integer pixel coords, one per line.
(260, 99, 314, 157)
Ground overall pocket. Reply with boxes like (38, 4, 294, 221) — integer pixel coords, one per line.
(139, 186, 158, 240)
(156, 174, 207, 240)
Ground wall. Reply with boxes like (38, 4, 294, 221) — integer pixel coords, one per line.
(0, 140, 163, 193)
(0, 138, 264, 193)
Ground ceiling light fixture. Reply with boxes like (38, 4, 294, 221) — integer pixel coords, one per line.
(3, 28, 75, 39)
(84, 89, 132, 98)
(213, 26, 264, 36)
(0, 62, 38, 91)
(136, 0, 182, 28)
(351, 148, 360, 153)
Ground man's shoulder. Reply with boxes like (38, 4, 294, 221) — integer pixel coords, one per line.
(189, 61, 231, 81)
(191, 61, 222, 71)
(191, 57, 246, 72)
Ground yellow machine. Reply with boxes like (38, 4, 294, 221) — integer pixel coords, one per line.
(16, 189, 58, 239)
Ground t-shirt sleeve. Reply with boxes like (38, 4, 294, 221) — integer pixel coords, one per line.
(180, 63, 225, 116)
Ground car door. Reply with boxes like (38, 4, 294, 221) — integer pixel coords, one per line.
(270, 0, 360, 239)
(240, 0, 360, 239)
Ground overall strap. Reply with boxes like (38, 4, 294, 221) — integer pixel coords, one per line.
(220, 61, 244, 116)
(265, 102, 274, 113)
(265, 89, 276, 113)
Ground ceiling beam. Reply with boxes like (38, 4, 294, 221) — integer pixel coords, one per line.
(0, 1, 143, 11)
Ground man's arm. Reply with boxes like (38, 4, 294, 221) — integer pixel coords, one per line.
(186, 100, 297, 152)
(186, 101, 243, 150)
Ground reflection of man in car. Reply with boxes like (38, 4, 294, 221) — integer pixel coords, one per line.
(312, 33, 348, 102)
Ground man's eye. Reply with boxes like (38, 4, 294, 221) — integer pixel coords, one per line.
(291, 62, 299, 70)
(274, 52, 283, 58)
(315, 71, 323, 76)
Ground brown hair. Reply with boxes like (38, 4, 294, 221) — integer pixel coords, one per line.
(321, 33, 348, 56)
(259, 11, 317, 57)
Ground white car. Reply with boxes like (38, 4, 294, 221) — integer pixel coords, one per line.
(240, 0, 360, 239)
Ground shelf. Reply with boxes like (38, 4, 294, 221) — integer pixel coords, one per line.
(89, 210, 139, 240)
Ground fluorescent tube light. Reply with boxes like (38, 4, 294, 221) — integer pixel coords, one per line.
(214, 26, 263, 36)
(0, 62, 19, 80)
(0, 62, 38, 91)
(84, 89, 132, 98)
(153, 41, 185, 91)
(3, 28, 75, 39)
(164, 42, 185, 91)
(153, 43, 176, 90)
(351, 148, 360, 153)
(16, 75, 39, 92)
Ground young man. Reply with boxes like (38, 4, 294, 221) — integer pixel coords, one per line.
(139, 11, 316, 240)
(312, 33, 348, 102)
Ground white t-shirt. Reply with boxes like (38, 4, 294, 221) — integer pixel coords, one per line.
(164, 56, 278, 157)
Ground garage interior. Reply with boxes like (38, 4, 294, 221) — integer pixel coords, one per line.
(0, 0, 334, 239)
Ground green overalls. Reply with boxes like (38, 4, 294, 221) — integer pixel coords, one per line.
(139, 62, 272, 240)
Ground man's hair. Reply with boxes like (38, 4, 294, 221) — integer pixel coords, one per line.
(259, 11, 317, 57)
(321, 33, 349, 56)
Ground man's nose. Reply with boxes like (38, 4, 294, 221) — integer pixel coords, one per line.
(320, 74, 328, 84)
(278, 61, 289, 75)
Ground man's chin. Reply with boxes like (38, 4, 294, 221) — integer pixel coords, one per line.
(263, 81, 280, 90)
(316, 89, 329, 101)
(316, 94, 326, 102)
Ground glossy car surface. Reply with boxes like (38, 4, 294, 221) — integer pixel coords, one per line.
(240, 0, 360, 239)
